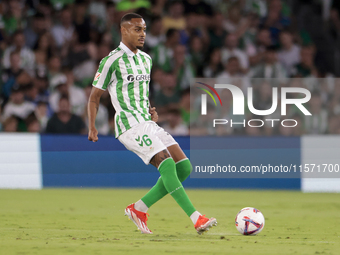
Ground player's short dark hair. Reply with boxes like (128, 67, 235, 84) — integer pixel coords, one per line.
(120, 13, 143, 26)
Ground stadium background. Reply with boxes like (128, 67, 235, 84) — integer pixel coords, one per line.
(1, 1, 340, 254)
(0, 0, 340, 191)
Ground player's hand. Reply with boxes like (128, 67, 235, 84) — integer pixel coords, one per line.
(88, 128, 98, 142)
(150, 107, 158, 122)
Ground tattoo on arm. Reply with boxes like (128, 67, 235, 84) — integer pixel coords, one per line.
(150, 149, 170, 168)
(90, 100, 99, 113)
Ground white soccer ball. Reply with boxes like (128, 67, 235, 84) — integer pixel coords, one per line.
(235, 207, 265, 235)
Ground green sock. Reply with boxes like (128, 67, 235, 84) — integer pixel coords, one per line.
(142, 158, 195, 217)
(176, 159, 193, 182)
(141, 159, 192, 208)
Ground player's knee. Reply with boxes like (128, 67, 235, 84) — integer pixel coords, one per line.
(176, 158, 192, 182)
(158, 158, 176, 175)
(150, 149, 171, 168)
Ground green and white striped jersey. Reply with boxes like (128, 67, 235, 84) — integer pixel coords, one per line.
(92, 42, 152, 138)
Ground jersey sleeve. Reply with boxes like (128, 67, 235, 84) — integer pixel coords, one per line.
(92, 56, 115, 90)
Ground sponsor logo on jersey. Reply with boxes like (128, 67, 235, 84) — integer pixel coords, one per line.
(126, 74, 150, 82)
(127, 74, 134, 82)
(94, 72, 101, 81)
(126, 63, 132, 69)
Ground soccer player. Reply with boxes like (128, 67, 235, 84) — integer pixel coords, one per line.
(87, 13, 217, 235)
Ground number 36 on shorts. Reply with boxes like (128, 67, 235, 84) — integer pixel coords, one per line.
(135, 134, 152, 147)
(117, 121, 177, 165)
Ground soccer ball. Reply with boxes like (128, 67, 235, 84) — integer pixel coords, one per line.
(235, 207, 265, 235)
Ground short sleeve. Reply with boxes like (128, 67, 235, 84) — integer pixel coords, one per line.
(92, 56, 115, 90)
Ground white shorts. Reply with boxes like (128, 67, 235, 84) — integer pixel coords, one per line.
(118, 121, 178, 165)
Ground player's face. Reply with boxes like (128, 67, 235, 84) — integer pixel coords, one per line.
(123, 18, 146, 50)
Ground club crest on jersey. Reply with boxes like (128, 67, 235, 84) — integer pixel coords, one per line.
(126, 74, 150, 82)
(94, 72, 101, 81)
(143, 61, 148, 69)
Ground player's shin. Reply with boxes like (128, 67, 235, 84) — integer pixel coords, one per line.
(157, 158, 196, 217)
(140, 158, 193, 209)
(140, 177, 167, 209)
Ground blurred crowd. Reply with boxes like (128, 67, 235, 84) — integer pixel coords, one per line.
(0, 0, 340, 136)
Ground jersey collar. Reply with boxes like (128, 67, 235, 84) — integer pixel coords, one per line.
(119, 42, 139, 57)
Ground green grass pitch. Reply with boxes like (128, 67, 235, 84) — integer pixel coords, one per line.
(0, 189, 339, 255)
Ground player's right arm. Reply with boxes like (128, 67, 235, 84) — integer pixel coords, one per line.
(88, 55, 115, 142)
(88, 87, 104, 142)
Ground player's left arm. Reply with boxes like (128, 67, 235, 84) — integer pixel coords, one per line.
(89, 55, 114, 141)
(147, 55, 158, 123)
